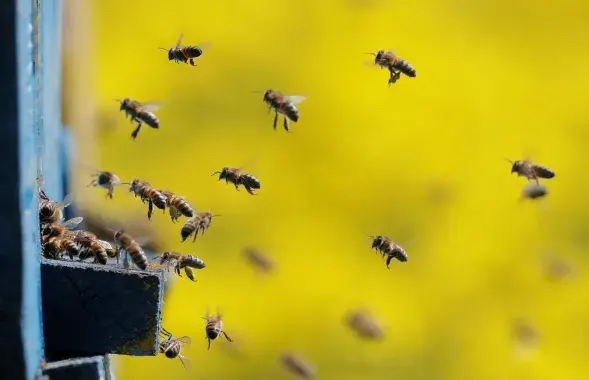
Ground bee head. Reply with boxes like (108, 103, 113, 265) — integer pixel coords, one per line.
(375, 50, 384, 63)
(167, 49, 174, 61)
(371, 235, 383, 249)
(263, 90, 272, 102)
(511, 161, 522, 174)
(219, 167, 229, 180)
(114, 229, 124, 240)
(120, 98, 130, 111)
(128, 179, 139, 192)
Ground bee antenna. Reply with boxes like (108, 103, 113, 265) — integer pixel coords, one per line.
(211, 171, 221, 176)
(158, 47, 169, 52)
(503, 158, 514, 164)
(364, 52, 376, 56)
(212, 214, 221, 217)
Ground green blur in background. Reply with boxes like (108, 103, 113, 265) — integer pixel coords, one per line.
(81, 0, 589, 378)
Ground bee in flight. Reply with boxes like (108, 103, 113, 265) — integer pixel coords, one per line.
(154, 252, 206, 281)
(370, 235, 408, 268)
(159, 33, 210, 66)
(87, 170, 121, 199)
(242, 247, 274, 273)
(124, 179, 167, 220)
(115, 98, 162, 140)
(257, 89, 306, 132)
(280, 353, 316, 380)
(212, 167, 261, 195)
(521, 183, 548, 200)
(202, 309, 233, 350)
(366, 50, 416, 86)
(159, 327, 191, 371)
(505, 158, 555, 184)
(160, 190, 194, 222)
(181, 210, 219, 242)
(113, 229, 148, 270)
(344, 309, 384, 341)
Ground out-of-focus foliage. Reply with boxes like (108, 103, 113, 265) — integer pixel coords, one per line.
(74, 0, 589, 378)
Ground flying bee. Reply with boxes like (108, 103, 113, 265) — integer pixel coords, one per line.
(154, 252, 206, 281)
(115, 98, 162, 140)
(159, 33, 211, 66)
(258, 89, 306, 132)
(114, 229, 148, 270)
(366, 50, 416, 86)
(521, 183, 549, 200)
(370, 235, 408, 268)
(124, 179, 167, 220)
(505, 158, 555, 184)
(86, 170, 121, 199)
(159, 327, 191, 371)
(160, 190, 194, 222)
(345, 309, 384, 340)
(181, 210, 219, 242)
(242, 247, 274, 273)
(212, 167, 261, 195)
(202, 310, 232, 350)
(38, 187, 74, 225)
(280, 353, 316, 379)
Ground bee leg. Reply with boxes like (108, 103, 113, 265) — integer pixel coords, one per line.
(283, 116, 290, 132)
(385, 255, 393, 269)
(86, 179, 97, 187)
(234, 184, 240, 191)
(131, 123, 142, 140)
(273, 112, 278, 130)
(207, 338, 211, 350)
(192, 230, 198, 243)
(244, 185, 256, 195)
(175, 265, 182, 277)
(189, 58, 196, 66)
(147, 200, 154, 221)
(222, 332, 233, 342)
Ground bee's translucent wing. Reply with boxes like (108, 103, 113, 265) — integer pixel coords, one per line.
(177, 336, 192, 345)
(61, 217, 84, 230)
(139, 102, 164, 113)
(96, 239, 114, 250)
(177, 354, 191, 372)
(55, 193, 74, 209)
(175, 33, 184, 47)
(134, 236, 151, 247)
(195, 41, 212, 52)
(284, 96, 306, 105)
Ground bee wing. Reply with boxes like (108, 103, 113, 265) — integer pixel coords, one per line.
(177, 354, 191, 372)
(61, 216, 84, 230)
(363, 60, 380, 70)
(175, 33, 184, 47)
(284, 95, 306, 105)
(139, 102, 164, 113)
(54, 193, 74, 209)
(177, 336, 192, 345)
(96, 239, 114, 250)
(195, 41, 212, 52)
(134, 236, 151, 247)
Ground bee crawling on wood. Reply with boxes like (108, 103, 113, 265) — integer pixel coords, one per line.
(113, 229, 148, 270)
(86, 170, 121, 199)
(202, 309, 233, 350)
(280, 353, 316, 379)
(154, 252, 206, 281)
(257, 89, 306, 132)
(181, 210, 219, 242)
(41, 217, 84, 260)
(159, 33, 211, 66)
(159, 327, 191, 371)
(115, 98, 162, 140)
(366, 49, 416, 86)
(160, 190, 194, 222)
(212, 167, 261, 195)
(370, 235, 408, 268)
(505, 158, 555, 184)
(123, 179, 167, 220)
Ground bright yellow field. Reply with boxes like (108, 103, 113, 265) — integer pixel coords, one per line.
(73, 0, 589, 378)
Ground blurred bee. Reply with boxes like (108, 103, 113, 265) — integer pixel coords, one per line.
(366, 50, 416, 86)
(115, 98, 162, 140)
(114, 229, 148, 270)
(212, 167, 261, 195)
(280, 353, 316, 379)
(159, 33, 210, 66)
(505, 158, 555, 184)
(370, 235, 408, 268)
(521, 183, 548, 200)
(124, 179, 167, 220)
(242, 247, 274, 273)
(159, 327, 191, 371)
(345, 309, 384, 340)
(41, 217, 84, 260)
(154, 252, 206, 281)
(202, 310, 233, 349)
(512, 318, 540, 357)
(86, 170, 121, 199)
(38, 187, 74, 225)
(160, 190, 194, 222)
(258, 89, 306, 132)
(181, 211, 219, 242)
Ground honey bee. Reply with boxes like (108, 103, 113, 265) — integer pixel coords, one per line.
(366, 50, 416, 86)
(259, 89, 306, 132)
(41, 217, 84, 260)
(280, 353, 316, 379)
(86, 170, 121, 199)
(345, 309, 384, 340)
(212, 167, 261, 195)
(124, 179, 167, 220)
(505, 158, 555, 184)
(114, 229, 148, 270)
(38, 187, 74, 225)
(154, 252, 206, 281)
(115, 98, 162, 140)
(370, 235, 408, 268)
(159, 327, 191, 371)
(242, 247, 274, 273)
(202, 310, 232, 350)
(159, 33, 210, 66)
(75, 232, 110, 265)
(160, 190, 194, 222)
(521, 183, 548, 200)
(181, 211, 219, 242)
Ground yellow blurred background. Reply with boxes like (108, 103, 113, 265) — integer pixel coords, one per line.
(62, 0, 589, 379)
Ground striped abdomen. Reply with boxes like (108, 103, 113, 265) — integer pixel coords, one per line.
(281, 102, 300, 122)
(163, 343, 181, 358)
(127, 245, 148, 270)
(532, 165, 555, 179)
(169, 196, 194, 218)
(181, 46, 203, 59)
(240, 174, 261, 189)
(180, 255, 206, 269)
(181, 217, 199, 242)
(59, 239, 80, 260)
(145, 189, 167, 210)
(205, 320, 222, 340)
(137, 111, 160, 129)
(391, 59, 416, 77)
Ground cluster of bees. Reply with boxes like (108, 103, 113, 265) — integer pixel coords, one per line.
(39, 33, 558, 378)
